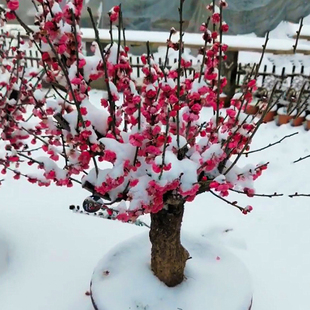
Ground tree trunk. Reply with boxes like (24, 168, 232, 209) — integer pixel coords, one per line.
(149, 201, 189, 287)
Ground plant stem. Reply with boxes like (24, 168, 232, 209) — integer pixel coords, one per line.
(293, 18, 303, 54)
(176, 0, 185, 149)
(216, 5, 223, 126)
(88, 7, 117, 138)
(255, 32, 269, 79)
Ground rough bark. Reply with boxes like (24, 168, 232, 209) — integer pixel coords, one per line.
(149, 201, 189, 287)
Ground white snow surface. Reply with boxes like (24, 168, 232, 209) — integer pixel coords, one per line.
(80, 28, 310, 54)
(91, 233, 252, 310)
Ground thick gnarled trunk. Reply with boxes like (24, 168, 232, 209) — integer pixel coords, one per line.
(149, 201, 189, 287)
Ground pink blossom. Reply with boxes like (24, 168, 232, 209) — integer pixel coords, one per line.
(244, 187, 255, 197)
(116, 213, 130, 222)
(80, 107, 88, 115)
(221, 23, 229, 33)
(7, 0, 19, 11)
(247, 79, 257, 88)
(130, 179, 139, 187)
(212, 13, 221, 24)
(242, 205, 253, 215)
(129, 133, 145, 147)
(102, 150, 117, 163)
(152, 163, 161, 173)
(5, 11, 15, 20)
(200, 24, 206, 32)
(226, 108, 236, 118)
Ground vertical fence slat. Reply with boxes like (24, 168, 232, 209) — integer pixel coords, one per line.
(236, 63, 242, 87)
(2, 33, 308, 90)
(291, 65, 296, 85)
(136, 56, 140, 78)
(262, 65, 267, 85)
(29, 49, 33, 68)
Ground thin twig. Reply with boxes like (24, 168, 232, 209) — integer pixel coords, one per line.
(163, 31, 174, 69)
(17, 146, 42, 153)
(176, 0, 185, 149)
(244, 132, 298, 155)
(289, 193, 310, 198)
(293, 18, 303, 54)
(230, 188, 283, 198)
(293, 154, 310, 164)
(115, 3, 122, 84)
(255, 31, 269, 79)
(216, 5, 223, 126)
(88, 7, 117, 138)
(159, 111, 171, 180)
(198, 17, 211, 83)
(210, 190, 245, 212)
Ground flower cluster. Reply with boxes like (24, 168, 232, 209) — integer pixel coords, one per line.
(0, 0, 267, 222)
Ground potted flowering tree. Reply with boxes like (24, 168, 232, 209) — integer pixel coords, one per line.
(0, 0, 281, 308)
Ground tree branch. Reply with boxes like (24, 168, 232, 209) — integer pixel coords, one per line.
(244, 132, 298, 155)
(87, 7, 117, 138)
(293, 154, 310, 164)
(230, 188, 283, 198)
(216, 5, 223, 126)
(209, 190, 247, 213)
(54, 113, 71, 132)
(255, 31, 269, 79)
(176, 0, 185, 149)
(289, 192, 310, 198)
(293, 17, 303, 54)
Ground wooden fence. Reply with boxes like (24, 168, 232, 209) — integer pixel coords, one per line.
(1, 31, 309, 89)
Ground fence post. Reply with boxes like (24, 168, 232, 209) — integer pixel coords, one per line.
(222, 51, 238, 107)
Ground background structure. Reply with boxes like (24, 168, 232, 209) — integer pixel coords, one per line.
(1, 0, 310, 36)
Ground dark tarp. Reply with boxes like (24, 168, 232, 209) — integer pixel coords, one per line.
(4, 0, 310, 37)
(98, 0, 310, 36)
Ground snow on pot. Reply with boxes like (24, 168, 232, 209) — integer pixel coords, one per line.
(276, 107, 294, 126)
(220, 93, 229, 108)
(90, 233, 253, 310)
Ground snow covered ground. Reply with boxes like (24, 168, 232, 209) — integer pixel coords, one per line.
(1, 110, 310, 309)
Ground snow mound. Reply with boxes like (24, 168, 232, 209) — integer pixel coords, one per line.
(91, 233, 253, 310)
(0, 237, 9, 275)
